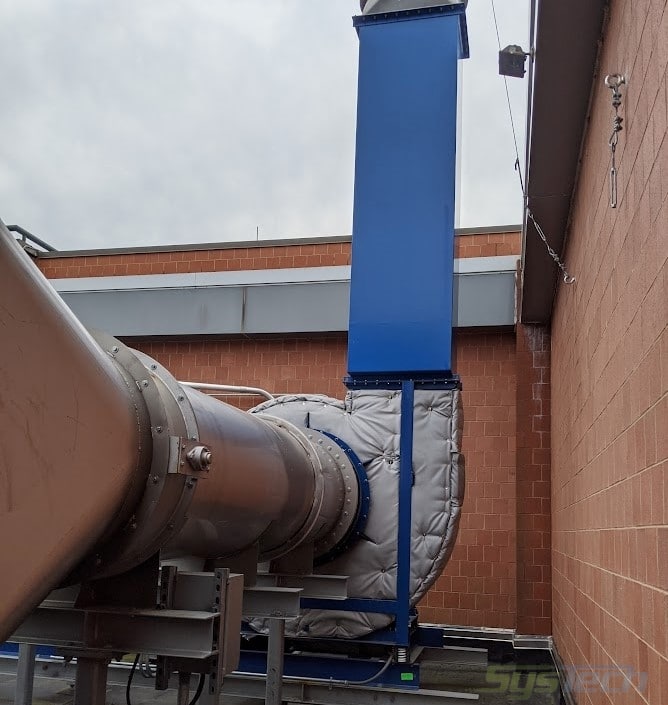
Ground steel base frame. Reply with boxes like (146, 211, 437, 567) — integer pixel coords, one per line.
(0, 653, 480, 705)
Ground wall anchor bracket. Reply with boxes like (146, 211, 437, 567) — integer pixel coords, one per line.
(605, 73, 625, 208)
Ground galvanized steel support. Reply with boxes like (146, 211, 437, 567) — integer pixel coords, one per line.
(73, 657, 109, 705)
(13, 644, 35, 705)
(266, 618, 286, 705)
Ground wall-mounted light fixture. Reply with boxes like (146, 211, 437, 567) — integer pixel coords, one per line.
(498, 44, 529, 78)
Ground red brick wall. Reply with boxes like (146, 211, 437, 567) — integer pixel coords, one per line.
(516, 324, 552, 636)
(35, 231, 520, 279)
(128, 335, 349, 408)
(37, 242, 351, 278)
(421, 331, 517, 629)
(455, 231, 521, 258)
(550, 0, 668, 701)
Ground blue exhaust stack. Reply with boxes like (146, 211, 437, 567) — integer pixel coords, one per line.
(347, 1, 468, 383)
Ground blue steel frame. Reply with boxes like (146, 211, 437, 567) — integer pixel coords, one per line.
(300, 383, 414, 641)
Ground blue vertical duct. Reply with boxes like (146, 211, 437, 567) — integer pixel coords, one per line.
(347, 2, 468, 381)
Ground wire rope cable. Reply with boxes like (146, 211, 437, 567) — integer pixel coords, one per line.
(490, 0, 575, 283)
(491, 0, 525, 192)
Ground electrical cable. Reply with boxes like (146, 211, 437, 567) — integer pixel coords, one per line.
(126, 655, 203, 705)
(280, 653, 395, 687)
(490, 0, 524, 192)
(491, 0, 575, 283)
(189, 674, 205, 705)
(139, 654, 156, 678)
(125, 653, 140, 705)
(346, 653, 394, 685)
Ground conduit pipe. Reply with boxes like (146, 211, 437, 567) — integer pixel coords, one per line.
(0, 218, 359, 642)
(178, 381, 275, 401)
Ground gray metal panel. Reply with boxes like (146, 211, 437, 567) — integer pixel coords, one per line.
(244, 282, 350, 334)
(62, 288, 244, 336)
(453, 272, 516, 327)
(54, 266, 351, 292)
(57, 272, 515, 336)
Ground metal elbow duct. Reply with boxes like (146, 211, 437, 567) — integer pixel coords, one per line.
(0, 221, 152, 639)
(0, 218, 360, 642)
(67, 343, 360, 579)
(166, 388, 358, 562)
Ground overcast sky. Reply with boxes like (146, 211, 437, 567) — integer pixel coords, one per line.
(0, 1, 529, 250)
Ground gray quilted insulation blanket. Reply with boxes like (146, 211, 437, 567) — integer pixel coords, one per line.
(249, 388, 464, 638)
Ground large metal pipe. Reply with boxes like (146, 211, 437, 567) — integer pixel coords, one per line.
(166, 388, 352, 561)
(0, 220, 152, 640)
(0, 218, 358, 641)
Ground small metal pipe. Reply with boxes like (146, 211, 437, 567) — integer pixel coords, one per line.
(7, 224, 57, 252)
(179, 381, 274, 401)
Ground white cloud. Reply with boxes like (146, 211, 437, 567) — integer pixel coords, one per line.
(0, 0, 529, 249)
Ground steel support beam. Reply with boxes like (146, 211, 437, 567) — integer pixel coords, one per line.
(242, 587, 302, 618)
(255, 573, 348, 600)
(14, 643, 36, 705)
(73, 657, 109, 705)
(177, 671, 191, 705)
(266, 619, 286, 705)
(221, 674, 479, 705)
(0, 654, 481, 705)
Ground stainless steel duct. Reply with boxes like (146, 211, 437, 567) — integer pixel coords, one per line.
(0, 218, 359, 643)
(0, 222, 151, 639)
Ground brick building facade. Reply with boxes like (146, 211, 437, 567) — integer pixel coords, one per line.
(547, 2, 668, 702)
(520, 0, 668, 702)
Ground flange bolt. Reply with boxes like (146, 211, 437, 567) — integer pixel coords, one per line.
(186, 445, 213, 472)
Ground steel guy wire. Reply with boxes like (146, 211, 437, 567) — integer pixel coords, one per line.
(490, 0, 575, 284)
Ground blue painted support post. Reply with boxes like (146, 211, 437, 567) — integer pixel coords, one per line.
(396, 380, 415, 646)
